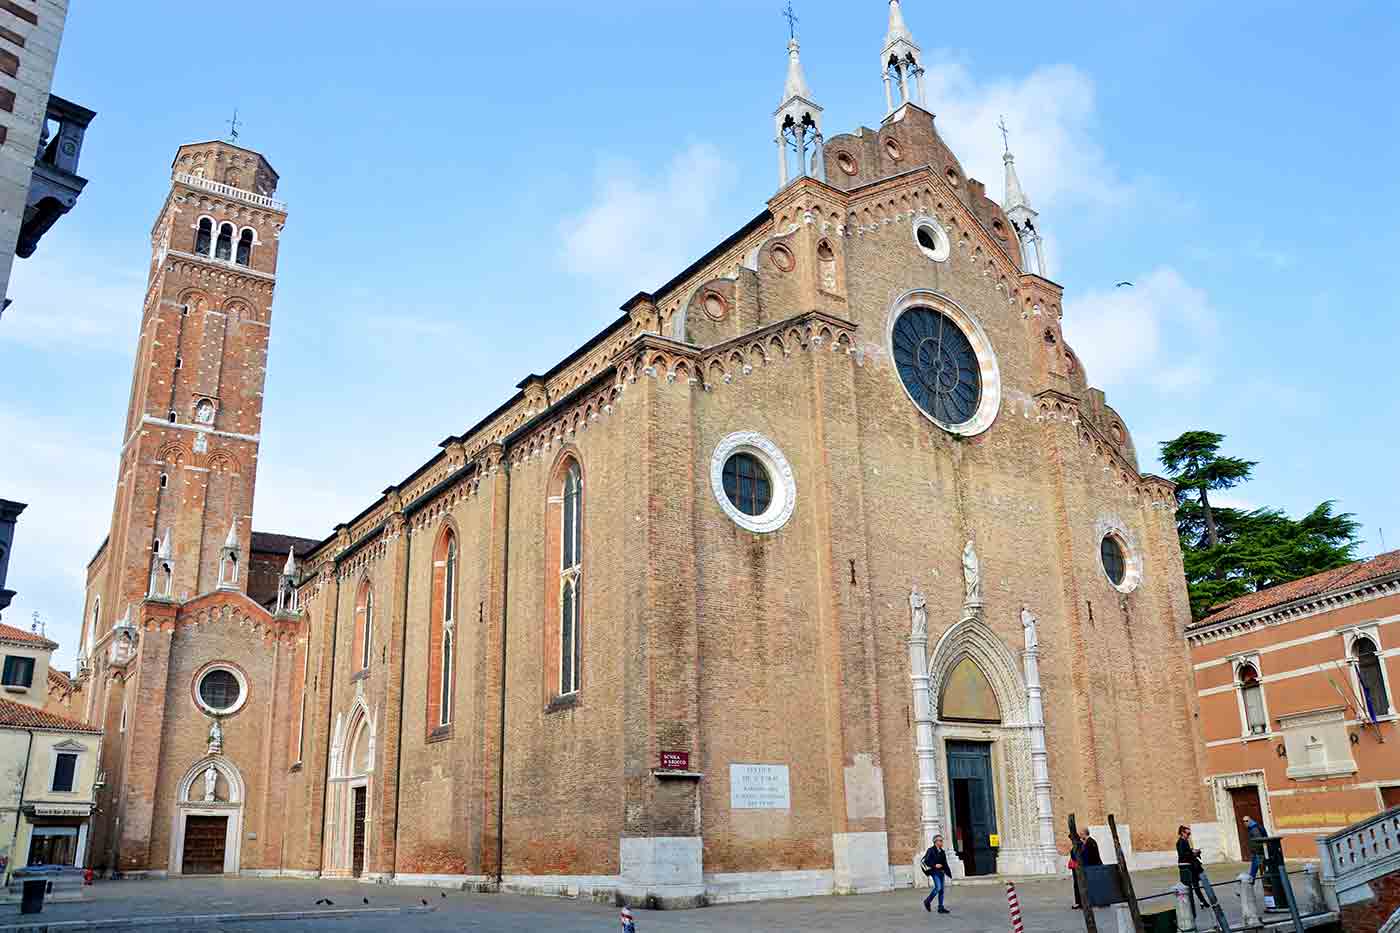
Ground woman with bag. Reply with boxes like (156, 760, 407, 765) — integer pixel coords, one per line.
(920, 834, 952, 914)
(1068, 830, 1084, 909)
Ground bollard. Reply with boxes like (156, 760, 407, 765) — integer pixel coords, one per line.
(1297, 865, 1323, 915)
(620, 905, 636, 932)
(1237, 872, 1261, 926)
(1006, 880, 1025, 933)
(1175, 883, 1196, 933)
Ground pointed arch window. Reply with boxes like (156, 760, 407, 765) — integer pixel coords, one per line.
(427, 529, 458, 733)
(236, 229, 253, 266)
(195, 218, 212, 256)
(215, 223, 234, 261)
(1355, 637, 1390, 719)
(560, 462, 582, 696)
(353, 580, 373, 673)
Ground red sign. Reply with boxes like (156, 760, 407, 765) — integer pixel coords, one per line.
(659, 751, 690, 771)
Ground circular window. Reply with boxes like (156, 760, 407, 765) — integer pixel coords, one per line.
(885, 138, 903, 161)
(710, 432, 796, 534)
(886, 291, 1001, 437)
(194, 665, 248, 715)
(722, 452, 772, 516)
(992, 219, 1007, 239)
(945, 167, 960, 188)
(769, 243, 795, 272)
(702, 291, 728, 321)
(1111, 423, 1125, 444)
(836, 151, 858, 175)
(1100, 535, 1126, 586)
(913, 217, 950, 262)
(892, 308, 981, 426)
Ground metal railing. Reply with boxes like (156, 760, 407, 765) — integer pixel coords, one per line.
(173, 172, 286, 211)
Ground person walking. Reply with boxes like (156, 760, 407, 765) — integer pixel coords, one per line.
(1243, 816, 1267, 884)
(1080, 829, 1103, 868)
(1069, 830, 1084, 909)
(1176, 825, 1210, 912)
(920, 834, 952, 914)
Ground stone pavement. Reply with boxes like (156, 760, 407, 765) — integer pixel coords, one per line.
(0, 863, 1269, 932)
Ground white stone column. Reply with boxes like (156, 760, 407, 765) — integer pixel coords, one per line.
(794, 125, 807, 179)
(897, 62, 910, 105)
(75, 821, 88, 868)
(908, 600, 943, 853)
(776, 137, 788, 189)
(1021, 608, 1057, 873)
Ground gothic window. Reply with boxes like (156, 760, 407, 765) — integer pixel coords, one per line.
(427, 529, 457, 731)
(817, 239, 837, 292)
(1238, 663, 1268, 735)
(195, 218, 212, 256)
(1355, 637, 1390, 718)
(215, 223, 233, 261)
(560, 461, 582, 695)
(354, 580, 374, 673)
(236, 229, 253, 266)
(168, 410, 177, 423)
(892, 306, 980, 425)
(722, 452, 771, 516)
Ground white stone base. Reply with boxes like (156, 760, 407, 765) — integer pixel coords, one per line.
(703, 869, 833, 904)
(500, 872, 620, 901)
(239, 869, 321, 879)
(392, 872, 490, 888)
(619, 836, 704, 907)
(831, 831, 892, 894)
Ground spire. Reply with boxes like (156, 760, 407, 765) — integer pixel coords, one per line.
(158, 528, 172, 558)
(881, 0, 924, 113)
(998, 117, 1046, 277)
(223, 522, 238, 549)
(773, 25, 824, 189)
(282, 545, 297, 576)
(217, 521, 240, 590)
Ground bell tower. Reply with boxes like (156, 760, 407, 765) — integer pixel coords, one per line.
(93, 139, 287, 631)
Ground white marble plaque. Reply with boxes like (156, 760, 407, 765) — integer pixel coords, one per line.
(730, 764, 791, 810)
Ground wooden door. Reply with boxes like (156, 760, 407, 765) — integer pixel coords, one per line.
(181, 815, 228, 875)
(947, 741, 998, 875)
(1229, 786, 1265, 860)
(351, 786, 367, 878)
(1381, 786, 1400, 811)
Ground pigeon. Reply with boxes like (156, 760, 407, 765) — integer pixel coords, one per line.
(362, 897, 369, 904)
(441, 892, 447, 898)
(421, 898, 429, 905)
(1114, 281, 1133, 288)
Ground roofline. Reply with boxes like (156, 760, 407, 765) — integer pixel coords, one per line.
(86, 536, 109, 569)
(642, 208, 771, 307)
(172, 139, 279, 178)
(1186, 568, 1400, 641)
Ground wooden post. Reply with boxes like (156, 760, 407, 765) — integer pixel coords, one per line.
(1069, 812, 1098, 933)
(1109, 814, 1144, 933)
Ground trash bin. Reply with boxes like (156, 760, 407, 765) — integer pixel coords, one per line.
(1083, 864, 1124, 907)
(1142, 908, 1177, 933)
(20, 878, 45, 914)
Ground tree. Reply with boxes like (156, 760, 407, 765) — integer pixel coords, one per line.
(1160, 431, 1361, 619)
(1159, 431, 1256, 549)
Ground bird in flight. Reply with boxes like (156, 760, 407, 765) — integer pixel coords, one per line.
(1114, 281, 1134, 288)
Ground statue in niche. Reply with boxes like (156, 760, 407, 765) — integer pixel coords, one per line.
(909, 586, 927, 638)
(203, 765, 218, 802)
(962, 540, 981, 606)
(195, 399, 214, 424)
(207, 717, 223, 755)
(1020, 606, 1039, 651)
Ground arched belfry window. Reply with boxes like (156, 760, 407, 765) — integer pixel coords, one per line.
(1355, 637, 1390, 718)
(938, 658, 1001, 724)
(215, 223, 233, 261)
(236, 229, 253, 266)
(427, 528, 458, 732)
(195, 218, 212, 256)
(1237, 663, 1267, 735)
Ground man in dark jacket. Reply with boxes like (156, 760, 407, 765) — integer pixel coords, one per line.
(920, 834, 951, 914)
(1080, 829, 1103, 867)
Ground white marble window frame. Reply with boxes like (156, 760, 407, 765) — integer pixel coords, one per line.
(710, 432, 797, 535)
(194, 664, 249, 717)
(885, 289, 1002, 438)
(911, 214, 950, 263)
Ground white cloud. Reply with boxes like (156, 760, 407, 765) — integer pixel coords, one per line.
(560, 143, 739, 297)
(0, 236, 145, 351)
(1063, 266, 1219, 392)
(920, 61, 1132, 216)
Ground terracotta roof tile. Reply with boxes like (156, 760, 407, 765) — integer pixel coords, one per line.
(250, 531, 320, 557)
(47, 668, 74, 692)
(1195, 549, 1400, 627)
(0, 696, 101, 733)
(0, 622, 58, 650)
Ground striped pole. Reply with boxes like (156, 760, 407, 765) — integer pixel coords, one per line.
(1006, 880, 1025, 933)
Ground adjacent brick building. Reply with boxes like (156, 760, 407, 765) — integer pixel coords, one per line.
(73, 3, 1213, 904)
(1188, 549, 1400, 861)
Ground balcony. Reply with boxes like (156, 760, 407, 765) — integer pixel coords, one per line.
(173, 171, 286, 212)
(16, 94, 95, 260)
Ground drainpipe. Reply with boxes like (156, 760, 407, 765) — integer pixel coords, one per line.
(6, 730, 33, 884)
(495, 463, 511, 889)
(390, 522, 412, 878)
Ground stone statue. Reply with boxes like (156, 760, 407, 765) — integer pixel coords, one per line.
(909, 586, 928, 638)
(203, 765, 217, 802)
(207, 717, 223, 755)
(1021, 606, 1039, 652)
(962, 540, 981, 606)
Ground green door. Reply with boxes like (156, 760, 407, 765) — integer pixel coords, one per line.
(946, 741, 998, 875)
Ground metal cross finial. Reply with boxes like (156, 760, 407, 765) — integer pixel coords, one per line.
(781, 1, 799, 39)
(226, 108, 242, 143)
(998, 115, 1010, 154)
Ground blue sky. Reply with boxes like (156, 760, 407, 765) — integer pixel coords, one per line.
(3, 1, 1397, 666)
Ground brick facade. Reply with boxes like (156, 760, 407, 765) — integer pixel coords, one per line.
(72, 43, 1210, 904)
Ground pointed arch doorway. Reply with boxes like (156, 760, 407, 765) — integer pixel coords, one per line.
(939, 657, 1001, 876)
